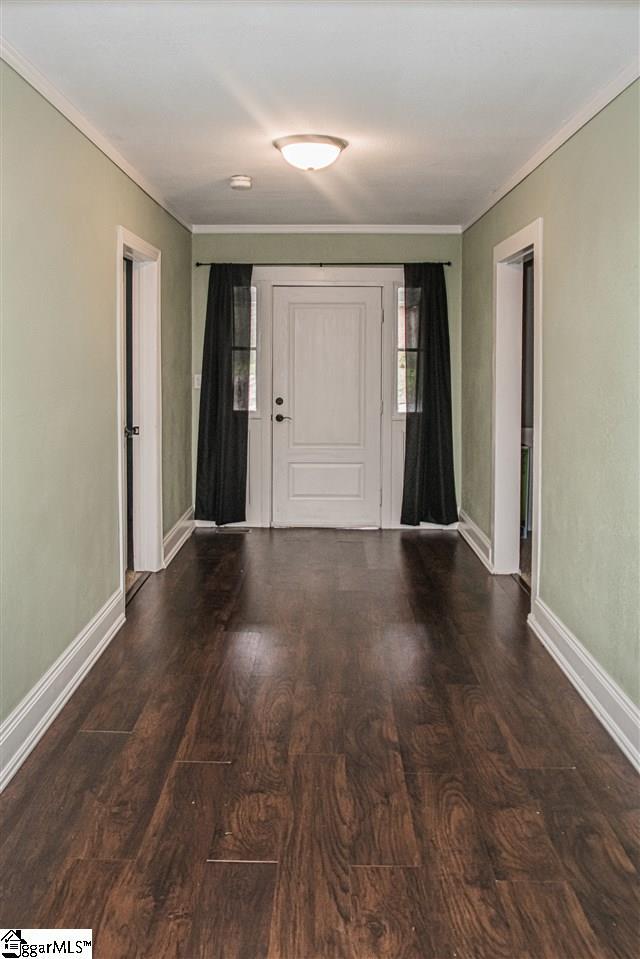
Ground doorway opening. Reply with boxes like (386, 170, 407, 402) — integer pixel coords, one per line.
(117, 228, 164, 605)
(123, 256, 150, 601)
(491, 218, 542, 603)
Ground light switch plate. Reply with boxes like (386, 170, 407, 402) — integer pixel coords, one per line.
(194, 373, 202, 389)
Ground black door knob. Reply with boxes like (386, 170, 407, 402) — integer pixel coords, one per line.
(275, 414, 291, 422)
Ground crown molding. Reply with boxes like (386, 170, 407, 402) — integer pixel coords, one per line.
(192, 223, 462, 234)
(0, 36, 192, 232)
(462, 61, 640, 232)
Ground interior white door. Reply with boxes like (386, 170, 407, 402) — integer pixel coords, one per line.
(272, 286, 382, 527)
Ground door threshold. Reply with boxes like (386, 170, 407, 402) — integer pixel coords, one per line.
(271, 524, 380, 530)
(201, 527, 251, 534)
(511, 572, 531, 595)
(126, 570, 151, 605)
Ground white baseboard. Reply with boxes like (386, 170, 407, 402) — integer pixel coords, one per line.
(458, 509, 494, 571)
(528, 597, 640, 772)
(163, 506, 195, 566)
(0, 589, 125, 792)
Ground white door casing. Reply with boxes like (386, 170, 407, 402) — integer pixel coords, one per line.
(272, 286, 383, 526)
(116, 226, 164, 583)
(491, 218, 543, 599)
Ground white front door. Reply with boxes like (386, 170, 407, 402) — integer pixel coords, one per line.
(272, 286, 383, 527)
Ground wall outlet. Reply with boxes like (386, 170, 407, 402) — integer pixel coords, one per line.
(194, 373, 202, 389)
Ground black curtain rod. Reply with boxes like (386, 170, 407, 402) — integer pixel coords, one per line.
(194, 260, 452, 268)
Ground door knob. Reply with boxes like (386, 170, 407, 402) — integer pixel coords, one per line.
(275, 414, 291, 422)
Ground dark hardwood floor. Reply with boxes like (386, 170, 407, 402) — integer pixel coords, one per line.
(1, 529, 638, 958)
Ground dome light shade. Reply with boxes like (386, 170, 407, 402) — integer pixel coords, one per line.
(273, 134, 348, 171)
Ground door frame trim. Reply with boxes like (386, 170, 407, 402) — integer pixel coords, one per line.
(251, 266, 403, 528)
(491, 218, 543, 601)
(116, 226, 164, 591)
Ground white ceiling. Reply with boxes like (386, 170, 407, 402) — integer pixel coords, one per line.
(1, 1, 638, 227)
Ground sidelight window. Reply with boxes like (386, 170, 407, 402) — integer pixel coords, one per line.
(232, 286, 258, 412)
(396, 285, 420, 414)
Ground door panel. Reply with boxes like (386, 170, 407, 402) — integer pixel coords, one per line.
(272, 286, 382, 527)
(291, 307, 364, 447)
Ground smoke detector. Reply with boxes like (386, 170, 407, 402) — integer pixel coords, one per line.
(229, 175, 252, 190)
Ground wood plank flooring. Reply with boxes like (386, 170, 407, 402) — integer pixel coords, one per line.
(1, 529, 638, 958)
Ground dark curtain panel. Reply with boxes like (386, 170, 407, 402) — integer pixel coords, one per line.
(195, 263, 253, 525)
(401, 262, 458, 526)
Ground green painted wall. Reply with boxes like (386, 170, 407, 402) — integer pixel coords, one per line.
(192, 232, 462, 497)
(461, 81, 639, 703)
(0, 63, 192, 721)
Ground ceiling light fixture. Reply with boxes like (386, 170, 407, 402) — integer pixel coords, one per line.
(273, 134, 348, 171)
(229, 174, 252, 190)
